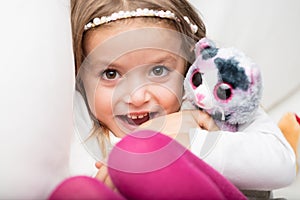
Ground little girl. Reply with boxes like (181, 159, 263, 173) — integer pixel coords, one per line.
(68, 0, 296, 198)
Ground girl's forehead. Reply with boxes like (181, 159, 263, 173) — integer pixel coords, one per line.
(105, 49, 182, 69)
(83, 26, 190, 68)
(83, 20, 181, 55)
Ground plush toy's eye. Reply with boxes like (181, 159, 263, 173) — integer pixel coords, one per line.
(191, 70, 203, 88)
(215, 83, 232, 101)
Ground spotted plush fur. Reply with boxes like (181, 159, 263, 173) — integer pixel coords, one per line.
(184, 38, 263, 132)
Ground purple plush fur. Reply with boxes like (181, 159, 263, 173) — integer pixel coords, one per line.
(184, 38, 263, 131)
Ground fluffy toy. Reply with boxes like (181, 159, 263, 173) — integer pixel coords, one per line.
(184, 38, 263, 131)
(278, 112, 300, 171)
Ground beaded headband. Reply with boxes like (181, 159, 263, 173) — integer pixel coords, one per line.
(84, 8, 198, 34)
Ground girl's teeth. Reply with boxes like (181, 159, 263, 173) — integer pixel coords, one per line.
(127, 113, 148, 119)
(123, 113, 152, 126)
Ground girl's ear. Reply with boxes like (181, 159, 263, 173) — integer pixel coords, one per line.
(194, 37, 216, 57)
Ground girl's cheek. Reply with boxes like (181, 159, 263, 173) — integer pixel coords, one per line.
(94, 88, 113, 117)
(155, 87, 182, 113)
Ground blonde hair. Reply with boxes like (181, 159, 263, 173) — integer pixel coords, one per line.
(71, 0, 206, 156)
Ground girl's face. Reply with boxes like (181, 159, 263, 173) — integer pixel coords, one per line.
(81, 21, 187, 137)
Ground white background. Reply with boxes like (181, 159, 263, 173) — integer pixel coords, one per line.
(189, 0, 300, 112)
(189, 0, 300, 199)
(0, 0, 74, 198)
(0, 0, 299, 199)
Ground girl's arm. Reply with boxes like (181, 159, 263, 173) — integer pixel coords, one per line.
(95, 162, 116, 191)
(138, 110, 219, 148)
(189, 108, 296, 190)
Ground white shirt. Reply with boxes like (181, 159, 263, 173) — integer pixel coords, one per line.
(189, 108, 296, 190)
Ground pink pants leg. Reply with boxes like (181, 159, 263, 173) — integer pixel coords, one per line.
(108, 130, 246, 200)
(49, 176, 125, 200)
(49, 130, 246, 199)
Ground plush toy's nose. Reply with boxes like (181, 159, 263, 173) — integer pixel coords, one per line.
(191, 70, 203, 88)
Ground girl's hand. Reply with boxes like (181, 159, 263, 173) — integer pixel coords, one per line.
(138, 110, 219, 147)
(95, 161, 117, 192)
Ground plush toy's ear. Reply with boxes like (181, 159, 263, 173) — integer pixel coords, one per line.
(278, 112, 300, 172)
(194, 37, 216, 57)
(250, 67, 262, 85)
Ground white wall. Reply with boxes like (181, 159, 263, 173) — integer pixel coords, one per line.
(0, 0, 74, 198)
(189, 0, 300, 111)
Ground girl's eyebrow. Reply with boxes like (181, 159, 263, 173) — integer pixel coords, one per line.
(90, 53, 179, 70)
(149, 54, 178, 64)
(84, 59, 121, 75)
(90, 59, 120, 69)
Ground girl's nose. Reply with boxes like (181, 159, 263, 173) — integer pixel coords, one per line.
(123, 86, 151, 107)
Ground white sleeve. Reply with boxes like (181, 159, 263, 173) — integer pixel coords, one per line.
(189, 108, 296, 190)
(69, 130, 98, 177)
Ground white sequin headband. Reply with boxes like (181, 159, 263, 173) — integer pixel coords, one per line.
(84, 8, 198, 34)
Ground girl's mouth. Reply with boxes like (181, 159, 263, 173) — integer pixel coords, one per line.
(117, 112, 157, 126)
(126, 113, 150, 125)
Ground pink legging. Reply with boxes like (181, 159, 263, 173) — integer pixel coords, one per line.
(49, 130, 246, 200)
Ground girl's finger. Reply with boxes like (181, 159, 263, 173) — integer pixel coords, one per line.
(104, 175, 116, 190)
(189, 110, 219, 131)
(95, 165, 108, 181)
(95, 161, 103, 169)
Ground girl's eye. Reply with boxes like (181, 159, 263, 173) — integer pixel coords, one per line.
(215, 83, 232, 101)
(101, 69, 120, 80)
(150, 65, 169, 77)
